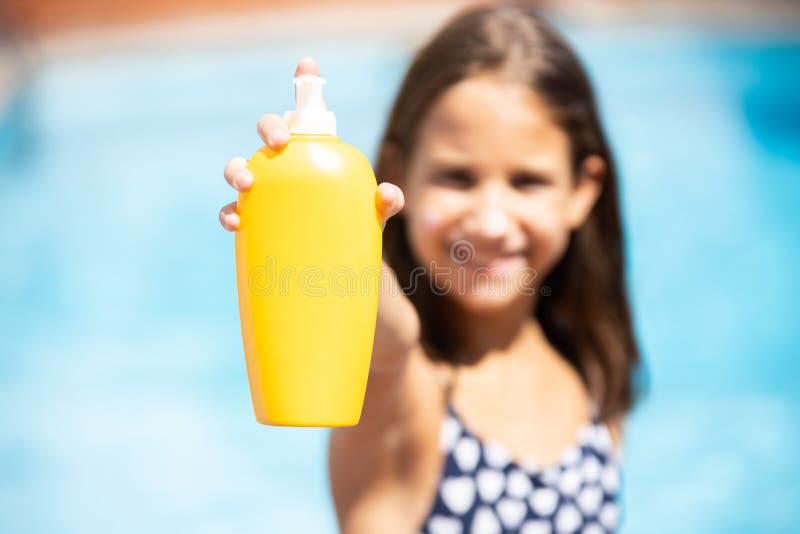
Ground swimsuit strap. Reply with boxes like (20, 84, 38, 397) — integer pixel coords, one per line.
(442, 363, 460, 406)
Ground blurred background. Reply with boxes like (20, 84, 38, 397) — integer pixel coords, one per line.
(1, 1, 798, 533)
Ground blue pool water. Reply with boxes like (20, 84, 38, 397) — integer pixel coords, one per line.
(0, 21, 798, 533)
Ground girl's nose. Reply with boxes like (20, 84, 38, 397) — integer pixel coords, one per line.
(476, 208, 510, 240)
(463, 182, 516, 244)
(464, 202, 513, 243)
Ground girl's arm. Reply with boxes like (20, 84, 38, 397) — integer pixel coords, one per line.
(334, 258, 421, 433)
(328, 262, 432, 534)
(369, 259, 420, 374)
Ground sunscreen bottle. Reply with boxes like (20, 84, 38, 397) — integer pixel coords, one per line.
(235, 72, 381, 426)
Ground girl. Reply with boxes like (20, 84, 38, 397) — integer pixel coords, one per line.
(220, 3, 642, 533)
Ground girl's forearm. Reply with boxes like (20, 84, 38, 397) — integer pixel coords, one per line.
(369, 260, 421, 375)
(332, 261, 420, 437)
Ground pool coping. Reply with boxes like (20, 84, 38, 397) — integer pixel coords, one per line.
(8, 0, 800, 63)
(0, 0, 798, 119)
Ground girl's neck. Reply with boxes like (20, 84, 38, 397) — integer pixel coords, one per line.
(449, 296, 547, 367)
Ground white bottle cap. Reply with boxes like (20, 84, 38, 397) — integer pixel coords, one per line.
(283, 74, 337, 135)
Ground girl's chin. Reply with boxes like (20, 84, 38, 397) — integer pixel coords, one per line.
(445, 285, 534, 316)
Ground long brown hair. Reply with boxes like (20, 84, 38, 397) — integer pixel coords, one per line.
(377, 1, 645, 422)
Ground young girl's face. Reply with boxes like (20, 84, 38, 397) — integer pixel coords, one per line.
(401, 74, 603, 316)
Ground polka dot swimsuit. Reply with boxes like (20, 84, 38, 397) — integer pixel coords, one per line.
(417, 385, 623, 534)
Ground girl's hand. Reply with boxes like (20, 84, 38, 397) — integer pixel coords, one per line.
(218, 57, 404, 232)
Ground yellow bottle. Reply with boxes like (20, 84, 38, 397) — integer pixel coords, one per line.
(235, 73, 382, 426)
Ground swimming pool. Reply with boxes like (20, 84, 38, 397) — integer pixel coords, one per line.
(0, 19, 798, 534)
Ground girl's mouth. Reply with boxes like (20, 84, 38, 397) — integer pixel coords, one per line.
(469, 253, 527, 273)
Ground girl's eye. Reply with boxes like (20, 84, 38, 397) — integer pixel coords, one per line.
(432, 169, 475, 189)
(511, 171, 547, 190)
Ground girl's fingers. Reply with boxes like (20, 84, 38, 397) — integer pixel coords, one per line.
(219, 201, 240, 232)
(255, 58, 320, 150)
(257, 113, 291, 151)
(376, 182, 405, 230)
(224, 156, 253, 192)
(295, 56, 321, 77)
(222, 58, 324, 233)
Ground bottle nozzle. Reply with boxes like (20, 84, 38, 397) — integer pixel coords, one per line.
(295, 75, 326, 112)
(283, 74, 337, 135)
